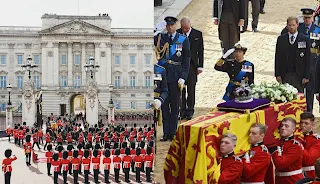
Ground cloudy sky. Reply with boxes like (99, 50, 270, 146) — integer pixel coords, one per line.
(0, 0, 153, 28)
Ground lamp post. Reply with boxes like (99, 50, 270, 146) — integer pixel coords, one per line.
(21, 55, 38, 80)
(84, 56, 100, 79)
(7, 83, 12, 106)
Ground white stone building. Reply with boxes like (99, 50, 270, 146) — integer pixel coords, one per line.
(0, 14, 153, 117)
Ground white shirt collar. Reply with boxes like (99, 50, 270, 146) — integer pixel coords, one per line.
(288, 31, 298, 39)
(185, 27, 192, 37)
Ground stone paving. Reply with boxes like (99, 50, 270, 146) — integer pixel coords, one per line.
(154, 0, 318, 183)
(0, 137, 154, 184)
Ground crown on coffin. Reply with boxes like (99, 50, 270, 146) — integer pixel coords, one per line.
(234, 80, 253, 103)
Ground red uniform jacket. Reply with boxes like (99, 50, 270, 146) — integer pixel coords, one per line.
(58, 152, 63, 161)
(61, 159, 70, 171)
(130, 149, 136, 157)
(79, 135, 84, 143)
(113, 156, 121, 169)
(52, 160, 61, 172)
(57, 135, 62, 143)
(45, 151, 53, 163)
(67, 133, 72, 143)
(103, 157, 111, 170)
(312, 180, 320, 183)
(6, 128, 12, 135)
(92, 157, 100, 170)
(218, 152, 243, 184)
(2, 156, 17, 173)
(134, 155, 143, 168)
(45, 133, 51, 142)
(13, 129, 17, 138)
(104, 133, 108, 141)
(272, 136, 304, 184)
(78, 150, 84, 161)
(302, 132, 320, 178)
(32, 133, 38, 142)
(241, 143, 271, 182)
(141, 149, 146, 157)
(24, 142, 32, 154)
(71, 158, 81, 170)
(122, 155, 132, 168)
(19, 130, 24, 139)
(95, 135, 100, 143)
(88, 133, 93, 143)
(82, 158, 91, 170)
(68, 151, 73, 161)
(144, 154, 154, 168)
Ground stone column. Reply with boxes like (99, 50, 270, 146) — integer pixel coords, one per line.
(53, 42, 59, 86)
(94, 42, 101, 85)
(106, 43, 112, 85)
(85, 81, 98, 125)
(40, 42, 48, 86)
(67, 42, 73, 86)
(6, 105, 13, 128)
(8, 43, 15, 86)
(108, 101, 115, 125)
(81, 42, 86, 85)
(22, 82, 36, 127)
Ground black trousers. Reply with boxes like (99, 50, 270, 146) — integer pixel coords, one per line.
(283, 72, 303, 93)
(306, 53, 318, 112)
(136, 167, 141, 181)
(104, 170, 110, 183)
(14, 137, 18, 145)
(260, 0, 265, 10)
(114, 168, 120, 182)
(7, 135, 10, 142)
(182, 65, 197, 117)
(68, 162, 72, 174)
(131, 161, 135, 172)
(219, 12, 239, 53)
(47, 163, 51, 175)
(162, 83, 180, 136)
(146, 167, 152, 182)
(84, 170, 89, 183)
(244, 0, 260, 29)
(53, 171, 59, 184)
(25, 153, 31, 165)
(93, 169, 99, 183)
(44, 142, 49, 150)
(63, 170, 68, 184)
(32, 142, 40, 149)
(73, 170, 79, 184)
(124, 168, 130, 182)
(4, 172, 11, 184)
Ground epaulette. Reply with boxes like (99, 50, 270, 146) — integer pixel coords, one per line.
(234, 156, 242, 162)
(313, 134, 320, 140)
(261, 145, 269, 153)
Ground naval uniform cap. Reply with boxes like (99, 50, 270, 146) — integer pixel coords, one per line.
(233, 43, 247, 53)
(301, 8, 315, 18)
(164, 16, 178, 25)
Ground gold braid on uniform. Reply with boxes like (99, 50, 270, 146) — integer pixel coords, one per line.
(155, 34, 169, 60)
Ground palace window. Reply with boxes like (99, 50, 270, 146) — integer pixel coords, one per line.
(114, 76, 120, 88)
(130, 101, 136, 109)
(114, 55, 120, 65)
(145, 76, 151, 87)
(130, 76, 136, 87)
(0, 55, 6, 65)
(61, 76, 67, 87)
(74, 55, 81, 65)
(34, 76, 40, 89)
(0, 103, 6, 112)
(34, 55, 40, 65)
(0, 76, 6, 88)
(145, 54, 151, 65)
(61, 55, 67, 65)
(74, 75, 81, 87)
(115, 101, 121, 110)
(17, 76, 23, 88)
(17, 55, 23, 64)
(130, 55, 135, 65)
(146, 101, 152, 109)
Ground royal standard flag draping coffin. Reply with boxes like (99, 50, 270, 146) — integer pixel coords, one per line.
(164, 96, 306, 184)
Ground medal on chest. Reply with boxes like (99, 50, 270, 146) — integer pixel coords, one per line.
(176, 42, 182, 57)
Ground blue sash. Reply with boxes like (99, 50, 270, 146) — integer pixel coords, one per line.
(158, 35, 186, 66)
(222, 61, 252, 101)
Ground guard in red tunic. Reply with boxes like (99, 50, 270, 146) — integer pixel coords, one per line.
(94, 144, 102, 158)
(67, 131, 72, 144)
(71, 150, 81, 184)
(112, 132, 118, 142)
(218, 133, 243, 184)
(32, 130, 41, 150)
(45, 144, 53, 176)
(299, 112, 320, 178)
(24, 135, 32, 166)
(18, 127, 24, 146)
(82, 150, 91, 184)
(44, 129, 51, 150)
(113, 149, 121, 183)
(123, 147, 132, 183)
(56, 132, 63, 146)
(103, 131, 109, 144)
(134, 147, 144, 183)
(130, 142, 136, 173)
(77, 144, 84, 174)
(78, 132, 84, 145)
(111, 142, 119, 155)
(51, 153, 60, 184)
(61, 151, 70, 184)
(272, 118, 304, 184)
(241, 123, 271, 183)
(95, 133, 101, 145)
(92, 149, 101, 183)
(137, 130, 143, 142)
(119, 132, 124, 143)
(2, 149, 17, 184)
(87, 132, 93, 145)
(13, 126, 18, 145)
(103, 149, 111, 184)
(129, 131, 135, 142)
(5, 126, 12, 142)
(57, 145, 64, 174)
(67, 144, 74, 175)
(139, 141, 146, 172)
(145, 146, 154, 182)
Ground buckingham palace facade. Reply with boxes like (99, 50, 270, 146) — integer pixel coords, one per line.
(0, 14, 153, 116)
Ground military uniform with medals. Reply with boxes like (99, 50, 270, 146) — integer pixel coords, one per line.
(154, 16, 191, 141)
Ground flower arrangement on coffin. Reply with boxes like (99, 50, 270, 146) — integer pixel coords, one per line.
(250, 82, 298, 103)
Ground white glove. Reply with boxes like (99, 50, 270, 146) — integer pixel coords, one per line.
(178, 78, 185, 86)
(154, 99, 162, 109)
(222, 48, 235, 59)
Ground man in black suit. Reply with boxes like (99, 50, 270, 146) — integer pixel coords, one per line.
(213, 0, 245, 54)
(177, 17, 204, 120)
(275, 16, 311, 93)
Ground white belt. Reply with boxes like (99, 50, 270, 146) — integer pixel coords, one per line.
(275, 169, 302, 177)
(241, 182, 265, 184)
(302, 166, 315, 172)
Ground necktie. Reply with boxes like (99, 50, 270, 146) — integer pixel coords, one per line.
(290, 35, 294, 43)
(170, 35, 173, 41)
(306, 27, 309, 34)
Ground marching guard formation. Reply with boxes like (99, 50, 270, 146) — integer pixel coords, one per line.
(2, 115, 155, 184)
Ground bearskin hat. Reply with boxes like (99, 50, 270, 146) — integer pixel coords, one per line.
(93, 149, 98, 157)
(130, 142, 136, 149)
(125, 147, 130, 155)
(114, 148, 120, 156)
(73, 150, 79, 158)
(52, 153, 59, 161)
(63, 151, 68, 159)
(83, 150, 89, 158)
(25, 135, 31, 142)
(47, 144, 53, 151)
(139, 141, 145, 149)
(4, 149, 12, 158)
(67, 144, 74, 151)
(146, 146, 152, 155)
(121, 142, 127, 149)
(136, 147, 141, 156)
